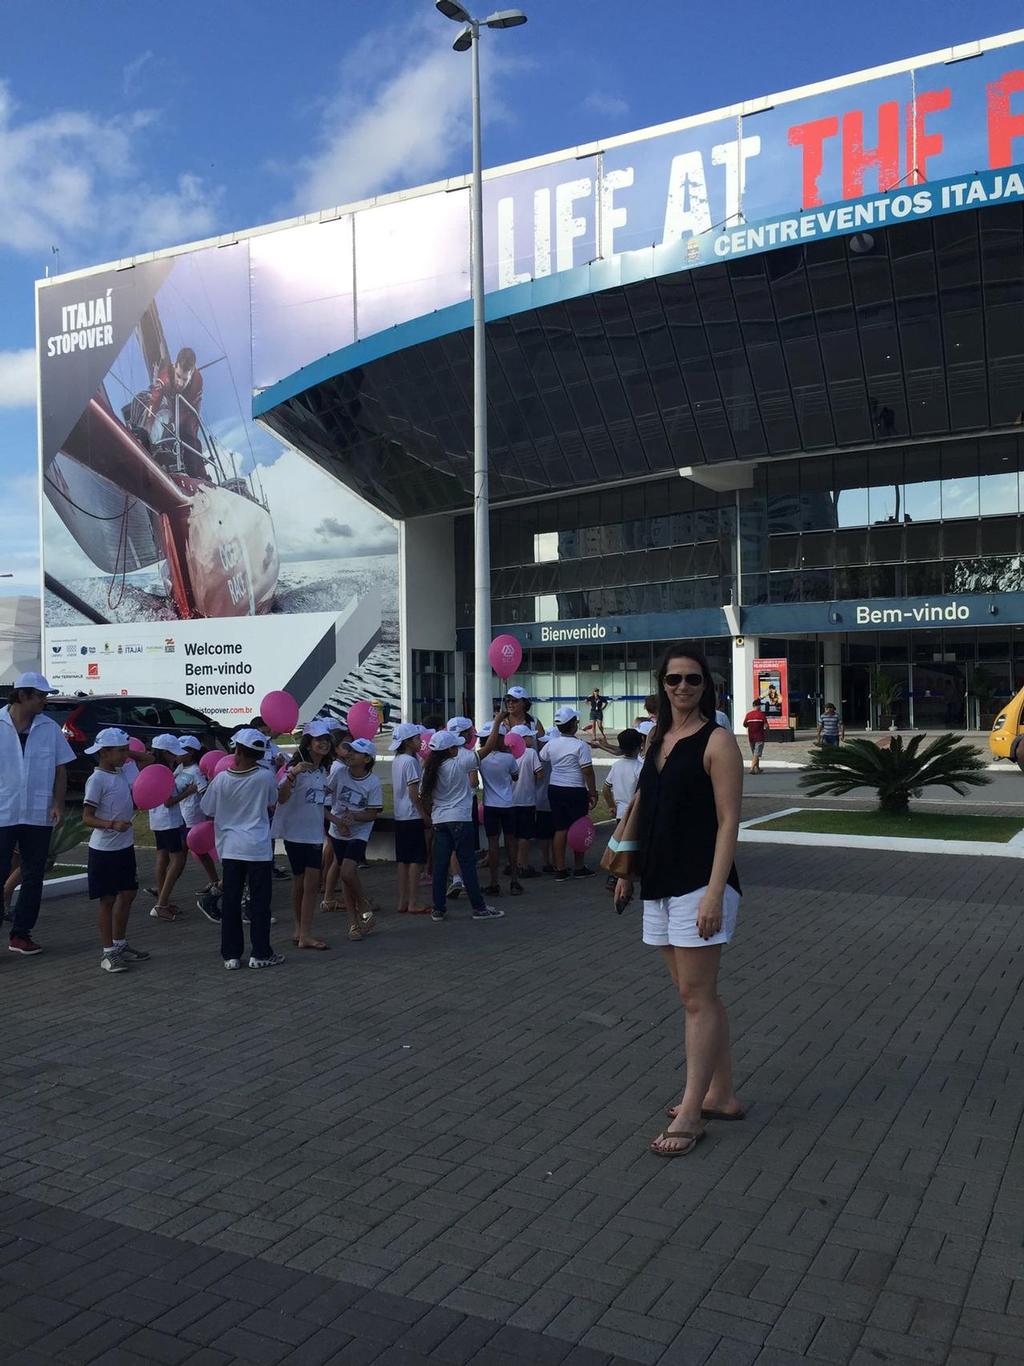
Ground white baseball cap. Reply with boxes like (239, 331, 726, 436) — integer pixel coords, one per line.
(446, 716, 473, 734)
(428, 729, 465, 752)
(152, 733, 187, 755)
(14, 671, 57, 694)
(505, 685, 530, 700)
(477, 721, 510, 739)
(637, 719, 656, 736)
(84, 726, 130, 754)
(510, 724, 535, 737)
(348, 737, 377, 757)
(543, 727, 559, 741)
(388, 722, 423, 751)
(178, 735, 202, 751)
(554, 706, 579, 725)
(302, 718, 334, 737)
(230, 727, 268, 753)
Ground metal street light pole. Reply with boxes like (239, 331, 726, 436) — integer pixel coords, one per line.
(436, 4, 527, 720)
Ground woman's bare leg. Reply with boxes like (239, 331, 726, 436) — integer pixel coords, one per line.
(653, 946, 732, 1153)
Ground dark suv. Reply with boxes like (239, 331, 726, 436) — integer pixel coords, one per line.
(44, 695, 233, 790)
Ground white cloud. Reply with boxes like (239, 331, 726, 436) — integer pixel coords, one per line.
(0, 79, 221, 259)
(292, 14, 526, 212)
(583, 91, 629, 119)
(0, 349, 36, 407)
(122, 50, 154, 98)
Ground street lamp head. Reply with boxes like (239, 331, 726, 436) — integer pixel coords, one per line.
(452, 23, 473, 50)
(436, 0, 472, 20)
(484, 8, 527, 26)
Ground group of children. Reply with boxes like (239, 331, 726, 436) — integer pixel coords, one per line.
(78, 688, 651, 974)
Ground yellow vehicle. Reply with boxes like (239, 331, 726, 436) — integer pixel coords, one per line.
(989, 685, 1024, 759)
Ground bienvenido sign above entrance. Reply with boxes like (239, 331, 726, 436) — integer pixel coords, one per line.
(539, 623, 608, 642)
(855, 600, 972, 625)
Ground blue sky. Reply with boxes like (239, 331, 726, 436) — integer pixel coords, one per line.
(2, 0, 1022, 597)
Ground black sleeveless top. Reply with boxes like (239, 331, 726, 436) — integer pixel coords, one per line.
(636, 720, 741, 900)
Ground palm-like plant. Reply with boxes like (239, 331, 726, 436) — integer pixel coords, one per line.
(45, 815, 88, 873)
(800, 733, 990, 815)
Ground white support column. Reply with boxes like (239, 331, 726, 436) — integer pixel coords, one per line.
(399, 514, 457, 723)
(730, 636, 759, 733)
(822, 634, 842, 718)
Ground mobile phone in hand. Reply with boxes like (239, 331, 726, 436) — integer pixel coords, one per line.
(615, 891, 632, 915)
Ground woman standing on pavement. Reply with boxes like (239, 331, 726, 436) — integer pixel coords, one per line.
(614, 642, 745, 1157)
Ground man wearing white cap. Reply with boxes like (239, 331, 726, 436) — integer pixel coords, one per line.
(0, 672, 74, 955)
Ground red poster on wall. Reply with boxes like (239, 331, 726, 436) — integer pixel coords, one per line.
(752, 657, 790, 730)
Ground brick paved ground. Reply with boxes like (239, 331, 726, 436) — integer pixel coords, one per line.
(1, 838, 1022, 1365)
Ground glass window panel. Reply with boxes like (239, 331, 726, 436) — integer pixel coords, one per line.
(834, 452, 869, 527)
(800, 570, 832, 602)
(800, 532, 834, 568)
(870, 524, 902, 562)
(769, 535, 799, 571)
(879, 634, 909, 663)
(979, 468, 1016, 517)
(905, 523, 941, 561)
(834, 529, 868, 565)
(940, 443, 979, 519)
(903, 447, 941, 521)
(942, 521, 978, 557)
(904, 561, 945, 596)
(979, 518, 1018, 555)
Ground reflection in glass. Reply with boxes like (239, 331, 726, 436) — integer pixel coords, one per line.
(836, 487, 869, 527)
(903, 478, 940, 521)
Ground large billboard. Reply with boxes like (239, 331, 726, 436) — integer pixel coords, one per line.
(38, 242, 399, 720)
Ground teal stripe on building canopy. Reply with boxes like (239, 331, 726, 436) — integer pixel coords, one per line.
(252, 164, 1024, 420)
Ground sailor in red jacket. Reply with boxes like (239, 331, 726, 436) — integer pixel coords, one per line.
(136, 347, 205, 477)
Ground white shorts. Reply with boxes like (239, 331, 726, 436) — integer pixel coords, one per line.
(642, 884, 741, 948)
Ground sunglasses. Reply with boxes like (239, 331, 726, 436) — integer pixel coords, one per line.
(664, 672, 704, 687)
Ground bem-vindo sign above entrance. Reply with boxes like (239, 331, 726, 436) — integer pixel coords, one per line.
(854, 600, 973, 626)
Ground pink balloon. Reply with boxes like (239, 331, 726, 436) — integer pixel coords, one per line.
(199, 750, 221, 780)
(187, 821, 216, 857)
(567, 815, 596, 853)
(418, 729, 435, 762)
(214, 753, 236, 776)
(127, 736, 146, 755)
(488, 634, 522, 681)
(347, 700, 380, 741)
(464, 727, 477, 750)
(260, 690, 299, 735)
(505, 732, 526, 760)
(132, 763, 175, 811)
(277, 764, 292, 784)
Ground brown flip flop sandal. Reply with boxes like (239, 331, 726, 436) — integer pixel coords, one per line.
(297, 940, 331, 950)
(650, 1127, 705, 1158)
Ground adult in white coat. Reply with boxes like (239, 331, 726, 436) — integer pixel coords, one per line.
(0, 672, 74, 954)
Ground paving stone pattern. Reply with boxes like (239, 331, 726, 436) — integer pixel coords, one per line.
(1, 842, 1022, 1365)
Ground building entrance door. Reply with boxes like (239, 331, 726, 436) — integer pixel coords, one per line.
(841, 665, 871, 730)
(912, 661, 967, 729)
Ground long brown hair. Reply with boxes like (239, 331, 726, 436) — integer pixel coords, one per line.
(651, 642, 715, 749)
(419, 748, 454, 802)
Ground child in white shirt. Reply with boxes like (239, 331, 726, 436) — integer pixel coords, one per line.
(81, 728, 148, 973)
(200, 728, 281, 970)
